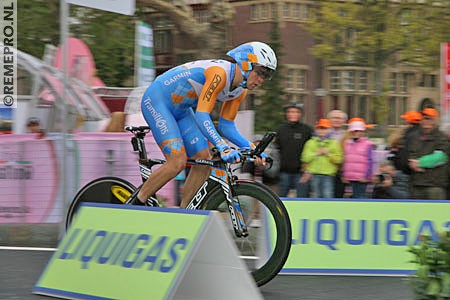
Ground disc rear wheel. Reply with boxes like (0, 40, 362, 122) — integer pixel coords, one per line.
(65, 177, 136, 229)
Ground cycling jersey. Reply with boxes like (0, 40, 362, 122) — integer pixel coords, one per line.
(141, 59, 252, 157)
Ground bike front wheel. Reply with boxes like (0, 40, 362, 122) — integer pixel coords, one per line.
(65, 177, 136, 229)
(201, 180, 292, 287)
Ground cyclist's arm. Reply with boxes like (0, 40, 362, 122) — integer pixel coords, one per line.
(218, 91, 253, 149)
(195, 66, 228, 147)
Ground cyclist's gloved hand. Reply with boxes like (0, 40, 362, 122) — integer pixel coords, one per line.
(216, 141, 241, 163)
(221, 148, 241, 163)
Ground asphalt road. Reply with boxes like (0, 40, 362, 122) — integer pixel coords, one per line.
(1, 248, 415, 300)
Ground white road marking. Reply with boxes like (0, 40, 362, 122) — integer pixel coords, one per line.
(0, 246, 56, 251)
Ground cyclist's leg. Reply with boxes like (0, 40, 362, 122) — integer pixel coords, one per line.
(177, 109, 211, 208)
(135, 89, 188, 204)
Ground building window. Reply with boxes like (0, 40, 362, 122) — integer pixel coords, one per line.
(287, 68, 306, 90)
(359, 71, 367, 91)
(419, 74, 437, 88)
(389, 73, 397, 92)
(282, 2, 308, 20)
(399, 97, 407, 121)
(400, 8, 411, 26)
(271, 3, 277, 18)
(300, 4, 308, 20)
(193, 10, 208, 23)
(261, 3, 268, 19)
(154, 30, 172, 53)
(283, 3, 290, 18)
(399, 73, 408, 93)
(251, 4, 258, 20)
(330, 71, 340, 90)
(293, 3, 300, 18)
(251, 2, 276, 20)
(342, 70, 355, 90)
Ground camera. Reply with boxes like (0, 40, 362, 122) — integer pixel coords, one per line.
(377, 173, 390, 182)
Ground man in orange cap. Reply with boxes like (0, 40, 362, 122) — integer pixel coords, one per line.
(407, 107, 449, 199)
(301, 119, 343, 198)
(401, 110, 422, 125)
(390, 110, 423, 175)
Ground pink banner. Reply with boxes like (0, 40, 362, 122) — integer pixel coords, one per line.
(0, 133, 174, 224)
(0, 135, 59, 223)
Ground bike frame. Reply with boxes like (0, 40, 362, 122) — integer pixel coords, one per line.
(129, 128, 249, 237)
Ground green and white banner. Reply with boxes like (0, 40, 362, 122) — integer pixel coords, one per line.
(33, 203, 261, 299)
(270, 199, 450, 275)
(135, 21, 155, 87)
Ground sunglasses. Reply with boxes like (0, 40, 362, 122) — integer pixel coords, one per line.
(254, 67, 274, 80)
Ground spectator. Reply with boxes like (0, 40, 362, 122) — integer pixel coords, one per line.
(407, 108, 449, 200)
(401, 110, 422, 136)
(26, 117, 42, 133)
(385, 128, 406, 171)
(443, 123, 450, 200)
(327, 110, 348, 142)
(275, 102, 313, 197)
(301, 118, 343, 198)
(26, 117, 45, 138)
(327, 109, 348, 198)
(372, 160, 410, 199)
(342, 119, 374, 198)
(391, 110, 423, 174)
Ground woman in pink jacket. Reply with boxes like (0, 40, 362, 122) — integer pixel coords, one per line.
(342, 119, 374, 198)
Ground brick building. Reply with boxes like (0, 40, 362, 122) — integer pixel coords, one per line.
(148, 1, 440, 126)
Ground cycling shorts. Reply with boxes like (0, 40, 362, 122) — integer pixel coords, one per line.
(141, 81, 209, 158)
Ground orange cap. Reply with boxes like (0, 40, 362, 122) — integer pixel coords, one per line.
(422, 108, 438, 117)
(315, 118, 332, 128)
(348, 117, 374, 129)
(400, 111, 423, 124)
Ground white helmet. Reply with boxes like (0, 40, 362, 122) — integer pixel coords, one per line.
(226, 41, 277, 72)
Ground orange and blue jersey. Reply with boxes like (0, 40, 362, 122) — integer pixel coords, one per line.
(141, 59, 252, 157)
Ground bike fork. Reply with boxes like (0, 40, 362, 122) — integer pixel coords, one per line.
(223, 183, 248, 238)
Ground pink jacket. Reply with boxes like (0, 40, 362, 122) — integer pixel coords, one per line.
(342, 137, 374, 181)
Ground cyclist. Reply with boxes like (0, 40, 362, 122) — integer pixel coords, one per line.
(130, 41, 277, 207)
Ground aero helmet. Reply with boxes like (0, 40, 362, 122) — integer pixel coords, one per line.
(227, 41, 277, 88)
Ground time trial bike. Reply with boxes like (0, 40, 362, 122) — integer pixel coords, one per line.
(65, 126, 292, 287)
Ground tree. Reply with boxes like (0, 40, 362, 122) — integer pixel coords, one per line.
(18, 0, 59, 59)
(73, 8, 135, 86)
(302, 1, 450, 125)
(255, 13, 286, 133)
